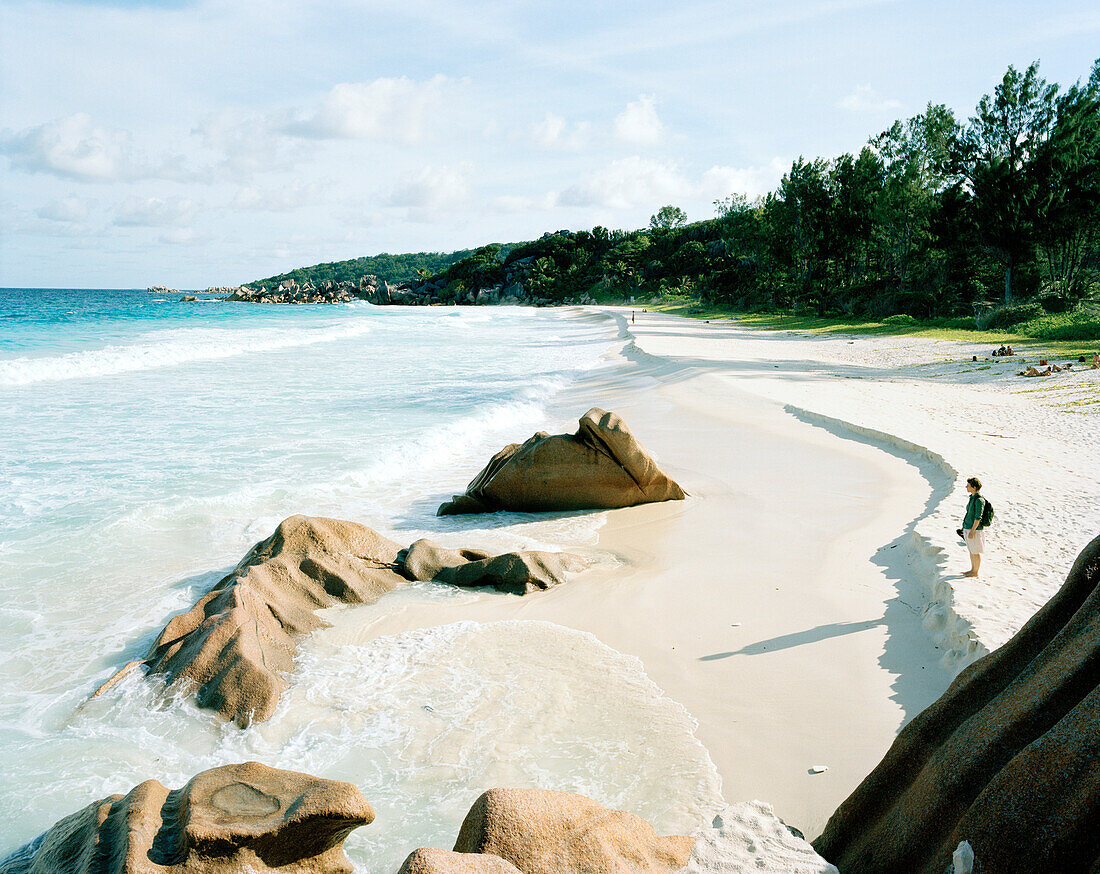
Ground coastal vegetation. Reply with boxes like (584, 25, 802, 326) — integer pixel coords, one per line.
(258, 58, 1098, 346)
(251, 248, 491, 287)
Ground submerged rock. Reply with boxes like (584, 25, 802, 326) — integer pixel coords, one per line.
(438, 408, 686, 515)
(94, 515, 407, 726)
(452, 788, 694, 873)
(813, 533, 1100, 874)
(399, 539, 588, 594)
(1, 762, 373, 873)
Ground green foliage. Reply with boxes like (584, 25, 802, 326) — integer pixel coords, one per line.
(247, 58, 1100, 329)
(977, 302, 1045, 330)
(650, 205, 688, 230)
(250, 250, 481, 287)
(1016, 306, 1100, 341)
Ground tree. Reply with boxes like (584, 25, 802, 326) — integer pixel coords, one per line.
(872, 104, 959, 304)
(1030, 59, 1100, 297)
(649, 205, 687, 230)
(953, 62, 1059, 302)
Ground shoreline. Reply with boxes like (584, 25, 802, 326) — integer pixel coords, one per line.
(340, 306, 959, 838)
(330, 303, 1097, 838)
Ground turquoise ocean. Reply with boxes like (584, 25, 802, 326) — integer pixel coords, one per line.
(0, 289, 722, 869)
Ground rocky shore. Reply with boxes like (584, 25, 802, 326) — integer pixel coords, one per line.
(217, 260, 603, 307)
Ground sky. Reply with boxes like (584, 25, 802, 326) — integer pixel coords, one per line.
(1, 0, 1098, 288)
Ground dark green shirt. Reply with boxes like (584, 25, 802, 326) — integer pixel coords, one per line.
(963, 493, 988, 529)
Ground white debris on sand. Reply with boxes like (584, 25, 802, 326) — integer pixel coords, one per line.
(678, 801, 838, 873)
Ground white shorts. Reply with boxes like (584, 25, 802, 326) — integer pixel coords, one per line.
(966, 529, 985, 554)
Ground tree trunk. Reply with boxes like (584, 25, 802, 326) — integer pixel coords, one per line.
(1004, 257, 1013, 304)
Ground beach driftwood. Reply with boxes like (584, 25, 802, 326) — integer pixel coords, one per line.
(93, 515, 585, 726)
(449, 788, 695, 873)
(438, 408, 686, 515)
(813, 533, 1100, 874)
(0, 762, 373, 874)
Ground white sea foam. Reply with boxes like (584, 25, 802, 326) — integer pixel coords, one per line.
(0, 320, 375, 386)
(29, 620, 722, 872)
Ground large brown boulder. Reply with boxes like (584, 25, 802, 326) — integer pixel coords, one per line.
(452, 788, 695, 873)
(1, 762, 373, 874)
(397, 848, 522, 873)
(399, 539, 588, 595)
(813, 533, 1100, 874)
(94, 515, 406, 726)
(437, 408, 686, 515)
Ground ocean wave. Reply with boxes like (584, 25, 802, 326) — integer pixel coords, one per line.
(0, 320, 375, 386)
(50, 619, 723, 873)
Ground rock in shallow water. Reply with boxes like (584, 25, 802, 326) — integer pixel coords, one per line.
(0, 762, 373, 874)
(452, 788, 695, 873)
(93, 515, 586, 725)
(95, 515, 407, 726)
(399, 539, 588, 594)
(438, 408, 686, 515)
(813, 533, 1100, 874)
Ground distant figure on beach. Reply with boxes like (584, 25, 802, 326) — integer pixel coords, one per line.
(961, 477, 989, 577)
(632, 310, 635, 324)
(1093, 353, 1099, 369)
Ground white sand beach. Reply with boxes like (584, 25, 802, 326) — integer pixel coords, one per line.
(327, 307, 1099, 840)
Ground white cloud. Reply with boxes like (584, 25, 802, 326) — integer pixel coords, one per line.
(1, 114, 154, 182)
(492, 192, 560, 213)
(36, 196, 94, 222)
(285, 76, 452, 144)
(114, 196, 197, 227)
(700, 159, 788, 200)
(194, 109, 299, 177)
(232, 179, 323, 211)
(613, 95, 664, 146)
(532, 113, 590, 150)
(385, 164, 471, 219)
(560, 156, 690, 210)
(839, 84, 902, 113)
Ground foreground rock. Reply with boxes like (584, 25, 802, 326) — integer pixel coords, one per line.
(398, 848, 522, 873)
(95, 516, 584, 725)
(438, 408, 686, 515)
(813, 533, 1100, 874)
(679, 803, 836, 873)
(400, 539, 587, 595)
(95, 515, 407, 726)
(0, 762, 372, 874)
(451, 788, 694, 873)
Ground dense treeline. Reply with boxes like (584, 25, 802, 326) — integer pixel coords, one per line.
(434, 59, 1100, 335)
(251, 249, 483, 287)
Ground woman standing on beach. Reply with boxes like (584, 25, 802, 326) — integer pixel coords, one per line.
(962, 477, 988, 577)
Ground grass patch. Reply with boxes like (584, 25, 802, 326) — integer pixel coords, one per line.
(642, 300, 1100, 360)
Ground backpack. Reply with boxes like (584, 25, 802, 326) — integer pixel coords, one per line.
(980, 498, 995, 527)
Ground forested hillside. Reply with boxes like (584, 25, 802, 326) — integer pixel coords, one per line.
(257, 59, 1100, 339)
(250, 249, 484, 287)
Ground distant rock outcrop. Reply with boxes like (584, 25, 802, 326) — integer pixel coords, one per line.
(451, 788, 695, 873)
(94, 515, 585, 725)
(438, 408, 686, 515)
(813, 533, 1100, 874)
(0, 762, 373, 874)
(399, 539, 588, 595)
(146, 285, 178, 294)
